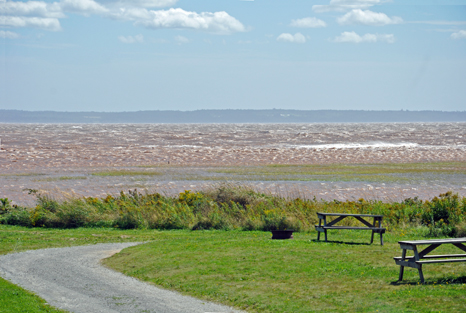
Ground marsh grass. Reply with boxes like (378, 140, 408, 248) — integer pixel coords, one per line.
(92, 170, 162, 177)
(208, 162, 466, 184)
(34, 176, 88, 182)
(0, 172, 45, 177)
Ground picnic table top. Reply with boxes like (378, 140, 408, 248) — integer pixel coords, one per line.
(398, 238, 466, 245)
(317, 212, 383, 218)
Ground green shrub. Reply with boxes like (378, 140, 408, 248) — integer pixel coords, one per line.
(1, 208, 31, 227)
(4, 187, 466, 237)
(115, 211, 145, 229)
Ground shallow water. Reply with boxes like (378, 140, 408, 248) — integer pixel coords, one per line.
(1, 122, 465, 205)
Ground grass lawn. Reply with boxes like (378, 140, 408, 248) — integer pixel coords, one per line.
(0, 278, 68, 313)
(1, 225, 465, 312)
(104, 229, 466, 313)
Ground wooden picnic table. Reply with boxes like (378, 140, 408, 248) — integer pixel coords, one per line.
(394, 238, 466, 283)
(315, 213, 385, 245)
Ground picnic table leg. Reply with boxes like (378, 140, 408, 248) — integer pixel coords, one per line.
(398, 249, 406, 281)
(370, 230, 375, 244)
(413, 246, 425, 283)
(323, 216, 328, 242)
(418, 265, 425, 283)
(379, 218, 384, 246)
(317, 216, 322, 241)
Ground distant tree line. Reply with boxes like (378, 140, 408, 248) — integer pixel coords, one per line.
(1, 109, 465, 123)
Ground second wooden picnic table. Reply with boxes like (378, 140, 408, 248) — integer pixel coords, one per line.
(394, 238, 466, 283)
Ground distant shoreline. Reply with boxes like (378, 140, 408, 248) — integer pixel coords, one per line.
(1, 109, 466, 123)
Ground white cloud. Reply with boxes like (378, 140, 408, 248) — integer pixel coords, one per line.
(0, 16, 61, 31)
(0, 1, 64, 18)
(60, 0, 108, 15)
(0, 0, 245, 35)
(113, 8, 246, 34)
(96, 0, 177, 9)
(0, 30, 20, 38)
(313, 0, 381, 13)
(277, 32, 306, 43)
(290, 17, 326, 28)
(337, 9, 402, 26)
(118, 34, 143, 43)
(451, 30, 466, 39)
(174, 35, 188, 44)
(333, 31, 395, 43)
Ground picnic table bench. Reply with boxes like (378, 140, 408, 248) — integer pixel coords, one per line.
(315, 213, 386, 245)
(394, 238, 466, 283)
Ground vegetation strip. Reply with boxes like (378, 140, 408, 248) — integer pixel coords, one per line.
(1, 227, 465, 313)
(1, 186, 465, 238)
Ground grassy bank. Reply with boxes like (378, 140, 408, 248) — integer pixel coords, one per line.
(1, 226, 465, 313)
(104, 230, 466, 312)
(1, 186, 466, 237)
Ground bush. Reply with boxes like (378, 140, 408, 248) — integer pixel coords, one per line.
(1, 208, 31, 227)
(3, 187, 466, 237)
(115, 210, 145, 229)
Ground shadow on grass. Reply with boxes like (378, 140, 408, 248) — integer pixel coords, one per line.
(310, 239, 371, 246)
(390, 275, 466, 286)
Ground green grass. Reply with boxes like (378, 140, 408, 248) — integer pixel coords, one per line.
(91, 170, 162, 177)
(0, 173, 45, 177)
(207, 162, 466, 183)
(104, 229, 466, 313)
(1, 226, 465, 312)
(0, 278, 67, 313)
(34, 176, 88, 182)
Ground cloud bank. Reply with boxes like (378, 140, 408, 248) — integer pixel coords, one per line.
(0, 0, 245, 34)
(290, 17, 326, 28)
(277, 32, 306, 43)
(333, 31, 395, 43)
(118, 34, 143, 43)
(337, 9, 403, 26)
(0, 16, 62, 31)
(113, 8, 246, 34)
(451, 30, 466, 39)
(0, 30, 19, 38)
(313, 0, 382, 13)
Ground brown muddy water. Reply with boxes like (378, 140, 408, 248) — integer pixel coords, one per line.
(1, 123, 465, 206)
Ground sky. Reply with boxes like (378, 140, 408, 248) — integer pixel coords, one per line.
(1, 0, 465, 112)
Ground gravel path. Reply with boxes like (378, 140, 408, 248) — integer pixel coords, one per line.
(0, 243, 244, 313)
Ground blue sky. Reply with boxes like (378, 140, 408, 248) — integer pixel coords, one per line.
(1, 0, 465, 112)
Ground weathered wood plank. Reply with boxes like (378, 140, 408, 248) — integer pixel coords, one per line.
(326, 215, 347, 227)
(418, 244, 441, 258)
(316, 212, 383, 217)
(416, 258, 466, 264)
(395, 260, 421, 269)
(453, 242, 466, 253)
(398, 238, 466, 245)
(315, 226, 385, 231)
(354, 216, 374, 228)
